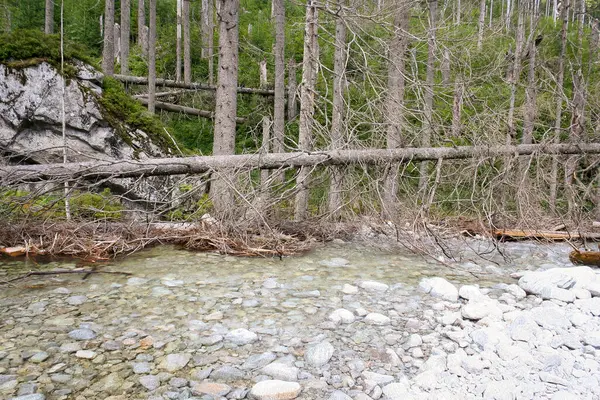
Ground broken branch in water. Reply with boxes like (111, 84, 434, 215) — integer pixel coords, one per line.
(0, 268, 132, 285)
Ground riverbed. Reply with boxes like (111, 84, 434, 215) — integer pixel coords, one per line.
(0, 239, 597, 399)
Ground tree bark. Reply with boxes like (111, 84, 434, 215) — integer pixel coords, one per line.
(148, 0, 157, 113)
(451, 79, 463, 137)
(176, 0, 182, 82)
(294, 0, 319, 220)
(328, 1, 348, 219)
(287, 60, 298, 120)
(522, 0, 537, 148)
(183, 0, 191, 84)
(113, 74, 274, 95)
(201, 0, 215, 84)
(507, 0, 525, 145)
(136, 98, 246, 123)
(419, 0, 437, 193)
(382, 3, 409, 218)
(273, 0, 286, 170)
(102, 0, 116, 76)
(45, 0, 54, 34)
(211, 0, 240, 215)
(477, 0, 486, 50)
(137, 0, 145, 45)
(549, 0, 568, 213)
(121, 0, 131, 74)
(566, 0, 586, 216)
(5, 144, 600, 185)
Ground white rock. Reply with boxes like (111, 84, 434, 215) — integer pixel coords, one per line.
(139, 375, 160, 391)
(305, 341, 335, 367)
(75, 350, 96, 359)
(328, 309, 355, 324)
(159, 353, 191, 372)
(584, 332, 600, 348)
(574, 297, 600, 315)
(506, 284, 527, 299)
(509, 314, 541, 342)
(361, 371, 394, 385)
(342, 284, 358, 294)
(539, 286, 576, 303)
(458, 285, 483, 300)
(573, 288, 592, 299)
(531, 306, 572, 331)
(461, 299, 503, 321)
(261, 363, 299, 381)
(550, 391, 581, 400)
(225, 329, 258, 345)
(359, 281, 389, 292)
(404, 334, 423, 349)
(364, 313, 390, 325)
(419, 277, 458, 302)
(249, 380, 301, 400)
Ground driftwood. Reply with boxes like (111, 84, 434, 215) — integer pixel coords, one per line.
(137, 98, 247, 123)
(0, 269, 132, 285)
(114, 74, 274, 95)
(3, 143, 600, 185)
(494, 229, 600, 241)
(569, 250, 600, 267)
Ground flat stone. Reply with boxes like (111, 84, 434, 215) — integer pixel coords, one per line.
(133, 362, 152, 374)
(584, 332, 600, 348)
(261, 363, 299, 381)
(359, 281, 389, 292)
(364, 313, 390, 325)
(458, 285, 483, 300)
(419, 277, 458, 301)
(191, 382, 232, 397)
(9, 395, 46, 400)
(66, 295, 87, 305)
(342, 284, 358, 294)
(59, 342, 81, 353)
(68, 329, 96, 340)
(210, 366, 244, 381)
(226, 329, 258, 345)
(382, 383, 410, 399)
(361, 371, 394, 385)
(249, 380, 301, 400)
(328, 390, 353, 400)
(139, 375, 160, 391)
(242, 352, 277, 370)
(305, 341, 335, 367)
(29, 352, 49, 363)
(159, 353, 191, 372)
(329, 309, 355, 324)
(75, 350, 96, 359)
(531, 306, 571, 331)
(462, 299, 503, 321)
(509, 314, 541, 342)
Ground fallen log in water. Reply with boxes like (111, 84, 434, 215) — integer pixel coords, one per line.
(569, 250, 600, 267)
(494, 229, 600, 241)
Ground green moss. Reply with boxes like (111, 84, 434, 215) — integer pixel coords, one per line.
(0, 29, 96, 73)
(98, 77, 178, 156)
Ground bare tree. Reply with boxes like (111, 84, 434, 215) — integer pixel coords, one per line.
(272, 0, 286, 179)
(506, 0, 525, 145)
(383, 3, 410, 218)
(176, 0, 182, 82)
(138, 0, 145, 44)
(288, 59, 298, 120)
(211, 0, 240, 215)
(201, 0, 215, 84)
(148, 0, 157, 113)
(477, 0, 486, 49)
(121, 0, 131, 74)
(102, 0, 115, 75)
(419, 0, 437, 193)
(45, 0, 54, 34)
(183, 0, 191, 84)
(295, 0, 319, 220)
(328, 1, 348, 219)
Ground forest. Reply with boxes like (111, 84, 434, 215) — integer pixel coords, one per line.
(2, 0, 600, 256)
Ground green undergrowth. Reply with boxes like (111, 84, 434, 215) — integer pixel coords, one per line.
(98, 77, 179, 157)
(0, 29, 96, 75)
(0, 188, 123, 221)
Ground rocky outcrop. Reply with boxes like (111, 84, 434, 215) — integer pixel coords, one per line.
(0, 61, 168, 164)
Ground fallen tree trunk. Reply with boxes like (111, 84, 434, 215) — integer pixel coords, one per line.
(2, 143, 600, 184)
(136, 98, 247, 123)
(494, 229, 600, 241)
(114, 74, 274, 96)
(570, 250, 600, 266)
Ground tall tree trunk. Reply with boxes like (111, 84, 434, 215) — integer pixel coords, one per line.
(382, 3, 410, 218)
(489, 0, 494, 26)
(328, 2, 348, 219)
(477, 0, 486, 49)
(507, 0, 525, 145)
(419, 0, 437, 193)
(176, 0, 182, 82)
(288, 60, 298, 120)
(45, 0, 54, 34)
(201, 0, 215, 84)
(451, 79, 463, 137)
(506, 0, 513, 31)
(211, 0, 240, 215)
(294, 0, 319, 220)
(102, 0, 115, 75)
(272, 0, 286, 184)
(137, 0, 145, 44)
(121, 0, 131, 74)
(148, 0, 157, 113)
(183, 0, 191, 84)
(566, 0, 586, 216)
(455, 0, 461, 25)
(549, 0, 568, 213)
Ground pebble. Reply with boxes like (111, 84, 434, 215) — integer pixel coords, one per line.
(75, 350, 96, 359)
(67, 329, 96, 340)
(329, 309, 355, 324)
(139, 375, 160, 391)
(364, 313, 390, 325)
(225, 329, 258, 345)
(249, 380, 301, 400)
(159, 353, 191, 372)
(305, 341, 335, 367)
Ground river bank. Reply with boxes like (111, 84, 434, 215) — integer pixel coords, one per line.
(0, 240, 598, 399)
